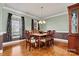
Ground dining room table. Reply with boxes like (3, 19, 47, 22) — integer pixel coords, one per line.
(31, 33, 47, 48)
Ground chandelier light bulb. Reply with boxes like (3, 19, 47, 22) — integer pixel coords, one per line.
(39, 21, 42, 24)
(42, 20, 46, 24)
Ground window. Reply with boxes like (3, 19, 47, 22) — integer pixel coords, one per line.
(12, 15, 22, 39)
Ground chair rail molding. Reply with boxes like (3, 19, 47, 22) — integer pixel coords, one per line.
(56, 31, 69, 33)
(0, 32, 6, 35)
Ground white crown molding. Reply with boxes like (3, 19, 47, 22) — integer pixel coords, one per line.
(3, 6, 68, 20)
(45, 11, 67, 19)
(3, 6, 39, 19)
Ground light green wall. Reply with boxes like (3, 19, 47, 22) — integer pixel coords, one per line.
(46, 14, 69, 32)
(2, 6, 45, 33)
(2, 8, 32, 33)
(25, 17, 31, 31)
(0, 4, 3, 50)
(0, 4, 3, 33)
(1, 5, 69, 33)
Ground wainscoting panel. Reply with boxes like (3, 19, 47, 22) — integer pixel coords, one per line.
(3, 33, 22, 42)
(0, 35, 3, 50)
(3, 33, 7, 42)
(54, 32, 68, 40)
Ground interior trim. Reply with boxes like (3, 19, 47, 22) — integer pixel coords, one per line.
(0, 49, 3, 53)
(54, 38, 68, 44)
(45, 11, 67, 19)
(56, 31, 69, 33)
(0, 32, 6, 35)
(55, 32, 68, 39)
(3, 6, 67, 20)
(3, 39, 26, 47)
(3, 6, 38, 19)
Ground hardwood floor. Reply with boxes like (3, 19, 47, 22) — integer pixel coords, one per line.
(0, 39, 79, 56)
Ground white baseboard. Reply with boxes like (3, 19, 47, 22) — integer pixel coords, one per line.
(54, 38, 68, 44)
(3, 39, 26, 47)
(0, 49, 3, 53)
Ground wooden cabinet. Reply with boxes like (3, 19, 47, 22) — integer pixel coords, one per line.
(68, 33, 79, 53)
(68, 3, 79, 54)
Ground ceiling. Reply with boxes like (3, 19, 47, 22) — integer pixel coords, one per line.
(5, 3, 73, 19)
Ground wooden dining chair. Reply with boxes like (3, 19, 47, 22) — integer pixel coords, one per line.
(39, 30, 52, 47)
(51, 30, 55, 45)
(25, 31, 37, 51)
(45, 30, 55, 47)
(46, 30, 52, 46)
(38, 35, 47, 48)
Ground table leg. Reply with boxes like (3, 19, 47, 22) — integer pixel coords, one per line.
(38, 36, 41, 49)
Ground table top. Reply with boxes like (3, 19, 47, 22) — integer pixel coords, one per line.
(31, 33, 47, 36)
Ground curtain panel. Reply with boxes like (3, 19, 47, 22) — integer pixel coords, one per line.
(21, 17, 25, 39)
(6, 13, 12, 42)
(38, 23, 40, 30)
(31, 19, 34, 31)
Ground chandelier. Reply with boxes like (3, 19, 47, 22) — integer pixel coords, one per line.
(38, 6, 46, 24)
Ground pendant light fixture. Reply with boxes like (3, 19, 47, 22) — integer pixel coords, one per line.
(38, 6, 46, 24)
